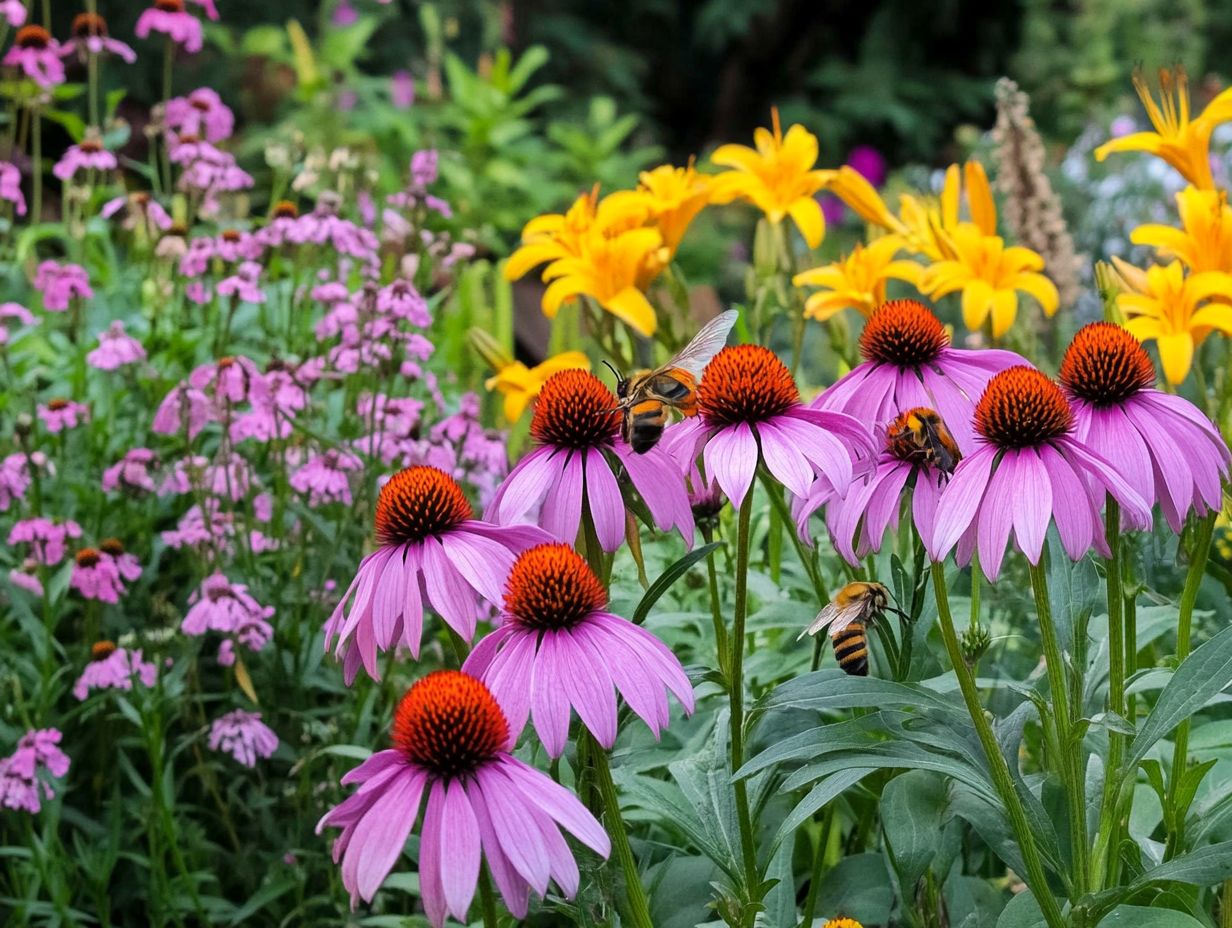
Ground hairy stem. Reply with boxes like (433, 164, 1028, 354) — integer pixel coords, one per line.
(587, 733, 655, 928)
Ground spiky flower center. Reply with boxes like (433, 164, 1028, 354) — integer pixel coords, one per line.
(374, 466, 472, 545)
(272, 200, 299, 219)
(221, 229, 242, 243)
(79, 138, 104, 154)
(72, 13, 109, 37)
(91, 640, 118, 661)
(16, 26, 51, 49)
(504, 543, 607, 631)
(860, 299, 949, 366)
(76, 548, 101, 568)
(698, 344, 798, 427)
(154, 0, 186, 12)
(1060, 322, 1155, 406)
(47, 398, 70, 411)
(99, 538, 125, 556)
(975, 366, 1073, 449)
(392, 671, 508, 779)
(530, 370, 620, 449)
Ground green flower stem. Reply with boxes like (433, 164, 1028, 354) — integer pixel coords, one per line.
(729, 489, 761, 903)
(1093, 498, 1126, 890)
(1029, 559, 1090, 899)
(586, 733, 655, 928)
(478, 865, 500, 928)
(702, 524, 730, 677)
(931, 562, 1065, 928)
(1165, 511, 1217, 858)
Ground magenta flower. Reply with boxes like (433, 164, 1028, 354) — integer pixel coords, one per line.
(34, 261, 93, 312)
(390, 69, 415, 108)
(135, 0, 203, 54)
(3, 26, 66, 88)
(71, 540, 142, 603)
(60, 13, 137, 63)
(332, 0, 359, 25)
(0, 301, 35, 345)
(0, 729, 70, 813)
(290, 449, 363, 506)
(152, 382, 213, 438)
(8, 517, 81, 565)
(816, 299, 1028, 454)
(215, 261, 266, 304)
(0, 161, 26, 215)
(1, 0, 26, 27)
(102, 192, 173, 233)
(486, 370, 695, 551)
(187, 0, 219, 22)
(188, 355, 267, 407)
(663, 344, 875, 509)
(0, 453, 38, 511)
(929, 367, 1152, 580)
(73, 641, 158, 700)
(325, 466, 549, 683)
(182, 571, 274, 636)
(376, 278, 429, 326)
(38, 398, 89, 433)
(1060, 322, 1231, 533)
(102, 448, 159, 493)
(209, 710, 279, 767)
(9, 565, 43, 597)
(87, 320, 146, 370)
(317, 670, 609, 919)
(53, 138, 118, 183)
(411, 149, 438, 187)
(796, 406, 956, 564)
(464, 543, 694, 756)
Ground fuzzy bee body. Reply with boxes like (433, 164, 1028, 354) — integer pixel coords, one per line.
(609, 310, 738, 454)
(886, 408, 962, 477)
(800, 581, 892, 677)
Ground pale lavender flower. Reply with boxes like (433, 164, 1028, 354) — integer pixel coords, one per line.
(54, 139, 119, 182)
(71, 542, 142, 603)
(38, 398, 89, 433)
(0, 728, 70, 813)
(135, 2, 203, 54)
(166, 87, 234, 141)
(209, 710, 278, 767)
(390, 69, 415, 108)
(0, 162, 26, 215)
(73, 642, 158, 700)
(290, 449, 363, 506)
(3, 26, 66, 88)
(102, 448, 159, 493)
(34, 261, 93, 312)
(8, 517, 81, 565)
(0, 302, 35, 345)
(87, 321, 146, 370)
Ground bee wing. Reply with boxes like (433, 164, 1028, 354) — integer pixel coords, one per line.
(798, 600, 867, 640)
(667, 309, 739, 378)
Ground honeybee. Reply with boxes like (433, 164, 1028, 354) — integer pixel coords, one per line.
(799, 581, 893, 676)
(607, 310, 739, 453)
(885, 407, 962, 477)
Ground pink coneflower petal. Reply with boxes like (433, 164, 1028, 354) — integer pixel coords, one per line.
(929, 445, 995, 560)
(438, 780, 481, 920)
(585, 447, 626, 550)
(541, 451, 583, 542)
(704, 420, 759, 509)
(1039, 444, 1097, 559)
(529, 632, 573, 756)
(477, 765, 552, 894)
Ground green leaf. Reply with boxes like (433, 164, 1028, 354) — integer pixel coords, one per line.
(1129, 623, 1232, 767)
(227, 877, 297, 925)
(632, 542, 723, 625)
(1131, 840, 1232, 888)
(814, 853, 893, 925)
(1096, 905, 1205, 927)
(996, 890, 1048, 928)
(880, 770, 950, 889)
(773, 769, 868, 851)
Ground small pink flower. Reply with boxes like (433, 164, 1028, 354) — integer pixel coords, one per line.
(101, 192, 173, 233)
(0, 161, 26, 216)
(376, 278, 429, 326)
(390, 69, 415, 108)
(87, 320, 146, 371)
(1, 0, 26, 27)
(152, 382, 213, 438)
(60, 13, 137, 63)
(3, 26, 66, 88)
(0, 728, 70, 814)
(54, 138, 119, 183)
(410, 149, 438, 187)
(135, 0, 203, 54)
(34, 261, 93, 312)
(102, 448, 160, 494)
(70, 541, 142, 603)
(8, 518, 81, 566)
(0, 301, 35, 345)
(332, 0, 359, 26)
(215, 261, 266, 304)
(209, 710, 278, 767)
(73, 642, 158, 700)
(9, 565, 44, 597)
(165, 87, 234, 142)
(188, 355, 267, 407)
(290, 450, 363, 507)
(183, 572, 274, 637)
(38, 398, 89, 433)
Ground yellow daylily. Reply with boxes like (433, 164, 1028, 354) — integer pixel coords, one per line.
(793, 236, 921, 321)
(922, 223, 1058, 338)
(1132, 186, 1232, 273)
(505, 187, 652, 281)
(637, 163, 711, 258)
(485, 351, 591, 422)
(1095, 67, 1232, 190)
(1117, 260, 1232, 384)
(709, 109, 834, 248)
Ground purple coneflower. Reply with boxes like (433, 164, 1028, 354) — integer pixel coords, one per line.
(135, 0, 203, 54)
(102, 448, 159, 493)
(71, 539, 141, 603)
(0, 301, 34, 345)
(464, 543, 694, 756)
(209, 710, 278, 767)
(54, 136, 118, 183)
(8, 517, 81, 565)
(1060, 322, 1230, 532)
(1, 162, 26, 215)
(290, 450, 363, 507)
(87, 320, 146, 370)
(1, 0, 26, 27)
(101, 191, 173, 234)
(165, 88, 235, 142)
(797, 406, 953, 564)
(663, 344, 875, 508)
(34, 260, 93, 312)
(325, 466, 548, 682)
(38, 398, 89, 433)
(0, 729, 70, 814)
(317, 670, 610, 920)
(59, 13, 137, 63)
(816, 299, 1027, 453)
(3, 25, 66, 88)
(9, 564, 43, 597)
(929, 366, 1152, 580)
(486, 370, 694, 551)
(73, 641, 158, 700)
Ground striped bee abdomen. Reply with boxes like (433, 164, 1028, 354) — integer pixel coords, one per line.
(832, 623, 869, 676)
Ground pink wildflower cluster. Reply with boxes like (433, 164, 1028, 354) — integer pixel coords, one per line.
(70, 541, 142, 603)
(73, 642, 159, 700)
(182, 573, 275, 664)
(0, 729, 70, 813)
(208, 710, 278, 767)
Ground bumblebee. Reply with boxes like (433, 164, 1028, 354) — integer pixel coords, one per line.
(885, 407, 962, 477)
(607, 310, 739, 453)
(799, 581, 892, 676)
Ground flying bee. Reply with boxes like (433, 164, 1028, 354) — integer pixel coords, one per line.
(799, 581, 904, 676)
(885, 407, 962, 478)
(606, 309, 739, 453)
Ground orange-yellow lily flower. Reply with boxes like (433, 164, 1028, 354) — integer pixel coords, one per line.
(1132, 186, 1232, 273)
(637, 163, 711, 258)
(485, 351, 592, 423)
(793, 236, 921, 321)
